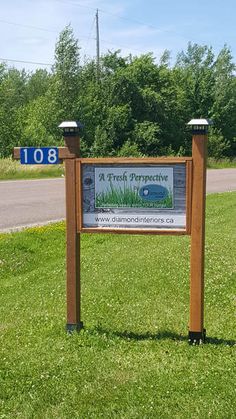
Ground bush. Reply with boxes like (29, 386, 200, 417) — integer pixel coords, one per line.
(208, 128, 230, 159)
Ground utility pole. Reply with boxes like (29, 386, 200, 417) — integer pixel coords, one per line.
(96, 8, 100, 81)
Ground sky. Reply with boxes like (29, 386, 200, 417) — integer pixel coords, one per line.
(0, 0, 235, 72)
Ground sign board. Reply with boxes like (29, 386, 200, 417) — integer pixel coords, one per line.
(13, 120, 208, 344)
(77, 158, 192, 234)
(20, 147, 59, 164)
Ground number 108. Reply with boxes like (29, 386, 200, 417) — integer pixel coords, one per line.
(20, 147, 59, 165)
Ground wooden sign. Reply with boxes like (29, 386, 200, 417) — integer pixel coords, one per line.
(13, 119, 210, 345)
(76, 158, 192, 235)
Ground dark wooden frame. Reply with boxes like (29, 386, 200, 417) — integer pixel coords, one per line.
(76, 157, 193, 236)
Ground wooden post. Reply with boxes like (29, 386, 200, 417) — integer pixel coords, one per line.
(188, 122, 209, 344)
(60, 123, 83, 333)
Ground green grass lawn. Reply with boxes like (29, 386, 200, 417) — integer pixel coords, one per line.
(0, 193, 235, 418)
(0, 158, 64, 180)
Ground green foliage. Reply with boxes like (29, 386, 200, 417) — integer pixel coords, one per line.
(132, 121, 161, 155)
(211, 46, 236, 150)
(0, 67, 28, 157)
(207, 157, 236, 168)
(26, 69, 51, 102)
(54, 25, 80, 77)
(208, 128, 230, 159)
(176, 43, 215, 113)
(117, 140, 143, 157)
(92, 126, 114, 157)
(52, 24, 81, 120)
(19, 95, 60, 147)
(0, 27, 236, 159)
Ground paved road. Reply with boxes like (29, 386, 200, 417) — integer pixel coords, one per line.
(0, 178, 65, 232)
(206, 168, 236, 194)
(0, 169, 235, 232)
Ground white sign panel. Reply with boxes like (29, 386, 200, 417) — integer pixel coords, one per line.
(81, 164, 187, 231)
(83, 213, 185, 228)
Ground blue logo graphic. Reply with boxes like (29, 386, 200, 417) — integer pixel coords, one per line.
(139, 184, 168, 201)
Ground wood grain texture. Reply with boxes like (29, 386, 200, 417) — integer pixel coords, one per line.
(64, 135, 81, 326)
(80, 227, 188, 235)
(76, 160, 82, 232)
(189, 134, 207, 332)
(13, 148, 21, 159)
(186, 160, 193, 234)
(77, 157, 193, 164)
(65, 159, 81, 324)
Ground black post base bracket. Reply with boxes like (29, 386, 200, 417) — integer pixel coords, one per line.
(188, 329, 206, 345)
(66, 322, 84, 334)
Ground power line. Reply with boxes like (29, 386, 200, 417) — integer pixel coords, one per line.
(54, 0, 96, 12)
(53, 0, 229, 51)
(0, 15, 150, 62)
(0, 17, 102, 44)
(53, 0, 161, 31)
(83, 15, 96, 54)
(0, 41, 156, 70)
(0, 5, 226, 69)
(99, 39, 146, 54)
(0, 6, 198, 57)
(0, 19, 59, 33)
(98, 8, 158, 30)
(0, 57, 52, 66)
(0, 4, 228, 56)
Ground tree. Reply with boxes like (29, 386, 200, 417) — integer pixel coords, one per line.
(211, 46, 236, 155)
(26, 69, 51, 102)
(175, 43, 215, 119)
(208, 128, 230, 159)
(17, 25, 82, 150)
(131, 121, 161, 155)
(0, 67, 28, 157)
(0, 35, 236, 160)
(174, 43, 236, 157)
(18, 94, 60, 148)
(52, 24, 81, 120)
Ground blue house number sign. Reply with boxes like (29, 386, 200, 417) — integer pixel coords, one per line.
(20, 147, 59, 165)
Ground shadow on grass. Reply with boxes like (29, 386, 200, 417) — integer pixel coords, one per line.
(92, 326, 235, 346)
(206, 336, 236, 346)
